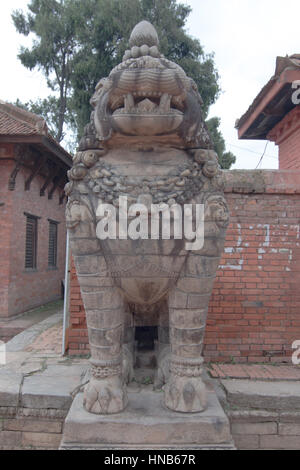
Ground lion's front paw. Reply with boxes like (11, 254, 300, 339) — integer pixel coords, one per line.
(83, 376, 128, 414)
(164, 375, 207, 413)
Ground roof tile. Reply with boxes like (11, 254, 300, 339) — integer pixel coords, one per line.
(0, 100, 48, 136)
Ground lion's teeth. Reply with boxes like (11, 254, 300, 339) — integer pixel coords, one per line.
(124, 94, 134, 111)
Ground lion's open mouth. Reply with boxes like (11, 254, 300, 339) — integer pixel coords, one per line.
(110, 91, 184, 117)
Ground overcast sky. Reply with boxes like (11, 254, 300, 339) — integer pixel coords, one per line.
(1, 0, 299, 168)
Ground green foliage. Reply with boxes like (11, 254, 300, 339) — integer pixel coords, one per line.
(12, 0, 235, 168)
(70, 0, 221, 136)
(206, 117, 236, 169)
(14, 97, 75, 140)
(12, 0, 79, 141)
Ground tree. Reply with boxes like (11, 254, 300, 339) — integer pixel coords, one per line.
(13, 97, 76, 153)
(13, 0, 236, 167)
(12, 0, 79, 142)
(206, 117, 236, 169)
(70, 0, 221, 136)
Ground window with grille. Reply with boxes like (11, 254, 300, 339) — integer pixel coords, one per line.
(25, 214, 38, 269)
(48, 220, 58, 268)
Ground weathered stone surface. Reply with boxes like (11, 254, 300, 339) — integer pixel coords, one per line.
(62, 389, 232, 448)
(278, 423, 300, 435)
(82, 291, 123, 310)
(86, 309, 123, 329)
(168, 290, 188, 309)
(0, 371, 23, 407)
(171, 344, 203, 358)
(187, 293, 212, 309)
(222, 380, 300, 411)
(21, 366, 85, 410)
(22, 432, 62, 449)
(170, 308, 207, 328)
(170, 326, 205, 345)
(280, 412, 300, 423)
(67, 20, 229, 416)
(19, 408, 67, 420)
(260, 435, 300, 450)
(230, 409, 279, 423)
(4, 418, 62, 433)
(42, 364, 88, 377)
(5, 312, 62, 354)
(0, 431, 22, 448)
(22, 376, 75, 410)
(69, 238, 101, 256)
(183, 255, 220, 278)
(232, 422, 277, 435)
(233, 434, 259, 450)
(78, 275, 113, 289)
(89, 345, 122, 362)
(164, 375, 207, 413)
(83, 375, 128, 415)
(176, 276, 216, 294)
(0, 406, 17, 418)
(74, 255, 108, 276)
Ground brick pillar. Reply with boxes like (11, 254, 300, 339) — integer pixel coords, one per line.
(67, 257, 89, 355)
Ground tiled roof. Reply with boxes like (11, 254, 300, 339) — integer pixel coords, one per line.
(236, 54, 300, 130)
(0, 100, 48, 136)
(0, 100, 72, 165)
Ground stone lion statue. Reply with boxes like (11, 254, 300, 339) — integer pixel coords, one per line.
(65, 21, 229, 414)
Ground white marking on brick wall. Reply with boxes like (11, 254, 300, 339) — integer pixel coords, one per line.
(263, 224, 270, 247)
(219, 259, 244, 271)
(237, 224, 242, 247)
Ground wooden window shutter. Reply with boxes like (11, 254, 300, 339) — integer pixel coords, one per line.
(25, 215, 38, 269)
(48, 221, 58, 267)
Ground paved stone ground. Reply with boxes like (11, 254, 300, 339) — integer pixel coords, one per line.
(3, 310, 300, 383)
(1, 315, 300, 450)
(0, 300, 63, 343)
(8, 317, 300, 381)
(26, 322, 63, 355)
(209, 363, 300, 381)
(26, 324, 300, 382)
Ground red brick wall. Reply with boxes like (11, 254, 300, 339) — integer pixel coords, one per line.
(0, 145, 14, 316)
(68, 260, 89, 355)
(279, 126, 300, 170)
(268, 106, 300, 170)
(67, 170, 300, 364)
(0, 144, 67, 318)
(206, 196, 300, 363)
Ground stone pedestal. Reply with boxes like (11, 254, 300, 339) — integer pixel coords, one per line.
(60, 388, 234, 450)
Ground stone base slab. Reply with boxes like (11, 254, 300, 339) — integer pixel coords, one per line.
(61, 388, 234, 450)
(222, 379, 300, 411)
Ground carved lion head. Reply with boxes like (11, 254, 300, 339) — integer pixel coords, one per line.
(79, 21, 212, 150)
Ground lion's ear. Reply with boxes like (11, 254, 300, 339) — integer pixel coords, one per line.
(190, 79, 203, 105)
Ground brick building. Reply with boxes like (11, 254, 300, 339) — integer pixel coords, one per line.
(0, 101, 71, 318)
(66, 55, 300, 363)
(237, 54, 300, 169)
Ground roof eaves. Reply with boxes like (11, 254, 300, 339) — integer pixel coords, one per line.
(236, 55, 300, 131)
